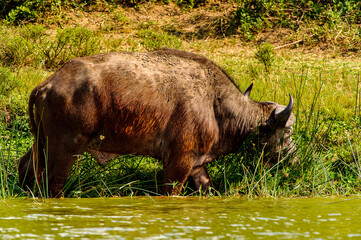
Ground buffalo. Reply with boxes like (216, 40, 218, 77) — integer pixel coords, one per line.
(18, 49, 295, 197)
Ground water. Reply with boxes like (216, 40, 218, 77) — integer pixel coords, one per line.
(1, 197, 360, 239)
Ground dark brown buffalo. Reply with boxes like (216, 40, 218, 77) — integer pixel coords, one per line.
(18, 49, 295, 197)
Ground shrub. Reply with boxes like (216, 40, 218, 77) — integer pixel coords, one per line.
(0, 24, 101, 69)
(0, 25, 47, 67)
(254, 42, 275, 73)
(215, 0, 361, 42)
(216, 0, 269, 40)
(0, 34, 36, 66)
(36, 26, 100, 69)
(139, 29, 182, 51)
(0, 0, 61, 24)
(0, 67, 17, 98)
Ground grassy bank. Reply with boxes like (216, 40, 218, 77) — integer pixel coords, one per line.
(1, 0, 361, 198)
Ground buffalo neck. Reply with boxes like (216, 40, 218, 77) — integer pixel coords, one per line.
(213, 86, 267, 156)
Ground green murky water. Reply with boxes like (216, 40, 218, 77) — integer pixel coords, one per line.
(1, 197, 361, 239)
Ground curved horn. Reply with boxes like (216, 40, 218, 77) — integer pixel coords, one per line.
(274, 94, 294, 126)
(243, 83, 253, 97)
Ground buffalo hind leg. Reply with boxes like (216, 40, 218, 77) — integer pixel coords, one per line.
(47, 150, 77, 197)
(46, 136, 87, 197)
(18, 143, 46, 192)
(18, 147, 34, 189)
(162, 154, 193, 195)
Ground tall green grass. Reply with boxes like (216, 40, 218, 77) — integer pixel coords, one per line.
(0, 115, 31, 198)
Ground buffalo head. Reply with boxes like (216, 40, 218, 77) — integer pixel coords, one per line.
(257, 94, 296, 163)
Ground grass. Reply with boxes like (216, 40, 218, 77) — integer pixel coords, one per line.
(1, 1, 361, 199)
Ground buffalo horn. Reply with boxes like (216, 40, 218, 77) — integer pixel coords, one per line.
(274, 94, 294, 127)
(243, 83, 253, 97)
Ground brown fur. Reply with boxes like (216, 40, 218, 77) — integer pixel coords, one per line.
(18, 49, 295, 197)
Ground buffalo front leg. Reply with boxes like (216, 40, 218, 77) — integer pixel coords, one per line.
(189, 165, 212, 191)
(162, 154, 193, 195)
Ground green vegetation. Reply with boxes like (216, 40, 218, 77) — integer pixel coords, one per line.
(254, 42, 275, 73)
(1, 0, 361, 199)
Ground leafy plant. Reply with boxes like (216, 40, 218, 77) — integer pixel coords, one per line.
(1, 0, 61, 24)
(217, 0, 269, 40)
(254, 42, 275, 73)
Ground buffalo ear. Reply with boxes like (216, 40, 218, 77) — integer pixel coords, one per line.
(269, 94, 294, 128)
(243, 83, 253, 98)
